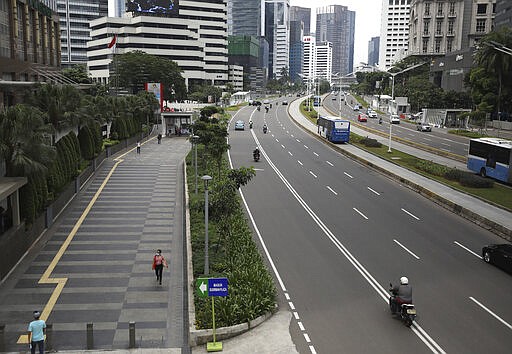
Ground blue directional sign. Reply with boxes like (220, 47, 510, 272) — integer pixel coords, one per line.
(196, 277, 229, 297)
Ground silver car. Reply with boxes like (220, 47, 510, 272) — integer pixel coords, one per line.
(416, 122, 432, 132)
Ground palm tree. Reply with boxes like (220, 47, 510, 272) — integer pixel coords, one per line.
(475, 27, 512, 116)
(0, 105, 55, 177)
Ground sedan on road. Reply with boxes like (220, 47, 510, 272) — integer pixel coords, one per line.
(234, 120, 245, 130)
(368, 111, 377, 118)
(357, 114, 368, 122)
(417, 122, 432, 132)
(482, 244, 512, 274)
(390, 115, 400, 124)
(282, 100, 288, 105)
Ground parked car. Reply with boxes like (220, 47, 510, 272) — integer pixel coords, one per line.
(416, 122, 432, 132)
(368, 111, 378, 118)
(357, 114, 368, 122)
(282, 100, 288, 105)
(234, 120, 245, 130)
(390, 115, 400, 124)
(482, 244, 512, 274)
(263, 99, 270, 105)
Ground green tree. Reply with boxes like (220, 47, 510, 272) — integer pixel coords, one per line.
(62, 64, 92, 84)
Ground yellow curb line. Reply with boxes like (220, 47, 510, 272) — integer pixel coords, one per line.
(17, 155, 126, 344)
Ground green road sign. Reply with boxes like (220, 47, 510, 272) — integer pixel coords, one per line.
(196, 278, 209, 298)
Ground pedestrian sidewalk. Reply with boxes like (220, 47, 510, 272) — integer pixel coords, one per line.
(288, 98, 512, 240)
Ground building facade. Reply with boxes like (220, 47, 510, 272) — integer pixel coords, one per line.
(494, 0, 511, 28)
(379, 0, 411, 70)
(290, 6, 311, 36)
(228, 35, 259, 90)
(368, 36, 380, 66)
(228, 64, 243, 92)
(87, 0, 228, 89)
(58, 0, 108, 67)
(315, 41, 332, 83)
(228, 0, 261, 36)
(263, 0, 290, 80)
(315, 5, 355, 75)
(0, 0, 61, 108)
(302, 35, 316, 82)
(289, 19, 304, 83)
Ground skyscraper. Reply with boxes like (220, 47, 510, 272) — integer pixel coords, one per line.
(495, 0, 512, 29)
(264, 0, 290, 80)
(228, 0, 262, 36)
(379, 0, 411, 70)
(58, 0, 108, 67)
(315, 5, 355, 76)
(368, 36, 380, 66)
(290, 6, 311, 36)
(289, 20, 304, 82)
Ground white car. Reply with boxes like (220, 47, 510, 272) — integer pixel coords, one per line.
(416, 122, 432, 132)
(368, 111, 377, 118)
(390, 115, 400, 124)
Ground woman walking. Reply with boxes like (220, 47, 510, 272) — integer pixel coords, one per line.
(152, 249, 168, 285)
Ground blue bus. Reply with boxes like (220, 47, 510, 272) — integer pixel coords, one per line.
(467, 137, 512, 183)
(317, 116, 350, 143)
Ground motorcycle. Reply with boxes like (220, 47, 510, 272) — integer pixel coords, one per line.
(263, 126, 267, 134)
(265, 106, 269, 113)
(257, 106, 261, 111)
(249, 122, 253, 129)
(389, 283, 416, 327)
(379, 118, 382, 124)
(253, 151, 260, 162)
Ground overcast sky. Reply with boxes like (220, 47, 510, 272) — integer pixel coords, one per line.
(291, 0, 382, 67)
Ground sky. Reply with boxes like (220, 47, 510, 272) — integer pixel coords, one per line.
(290, 0, 382, 67)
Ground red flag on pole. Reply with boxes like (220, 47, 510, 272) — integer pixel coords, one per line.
(108, 34, 117, 50)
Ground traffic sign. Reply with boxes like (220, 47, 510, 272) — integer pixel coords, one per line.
(196, 277, 228, 298)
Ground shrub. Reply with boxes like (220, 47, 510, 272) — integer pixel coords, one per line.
(360, 137, 382, 148)
(444, 168, 464, 181)
(459, 173, 494, 188)
(413, 160, 449, 176)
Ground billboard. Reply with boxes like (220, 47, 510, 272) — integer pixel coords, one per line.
(126, 0, 179, 15)
(145, 82, 164, 111)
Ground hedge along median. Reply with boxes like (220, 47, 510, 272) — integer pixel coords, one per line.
(185, 110, 277, 345)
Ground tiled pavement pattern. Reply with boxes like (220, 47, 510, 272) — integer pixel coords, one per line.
(0, 137, 191, 352)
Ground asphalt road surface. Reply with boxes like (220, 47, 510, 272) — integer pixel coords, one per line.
(228, 101, 512, 354)
(323, 94, 470, 158)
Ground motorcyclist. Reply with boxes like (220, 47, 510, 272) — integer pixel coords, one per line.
(257, 106, 260, 111)
(265, 106, 269, 113)
(253, 147, 260, 160)
(249, 119, 253, 129)
(379, 117, 382, 124)
(390, 276, 412, 314)
(263, 124, 268, 133)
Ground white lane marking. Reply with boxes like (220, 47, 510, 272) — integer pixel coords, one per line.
(393, 239, 421, 260)
(253, 168, 265, 171)
(288, 151, 293, 156)
(367, 187, 381, 196)
(293, 312, 300, 320)
(353, 208, 369, 220)
(298, 160, 303, 166)
(304, 144, 309, 149)
(454, 241, 482, 259)
(239, 132, 445, 354)
(470, 297, 512, 330)
(285, 293, 290, 300)
(344, 172, 354, 179)
(313, 152, 319, 157)
(304, 333, 311, 343)
(289, 302, 296, 310)
(286, 130, 290, 134)
(441, 142, 451, 146)
(401, 208, 420, 220)
(326, 161, 334, 166)
(298, 322, 305, 331)
(281, 144, 285, 149)
(276, 138, 279, 142)
(422, 137, 432, 141)
(309, 171, 318, 178)
(309, 346, 317, 354)
(291, 134, 295, 138)
(327, 186, 338, 195)
(296, 139, 301, 143)
(442, 137, 452, 141)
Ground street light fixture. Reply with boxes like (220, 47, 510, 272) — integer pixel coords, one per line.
(201, 175, 212, 275)
(192, 135, 200, 194)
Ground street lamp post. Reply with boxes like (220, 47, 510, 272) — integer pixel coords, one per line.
(201, 175, 212, 275)
(192, 135, 199, 194)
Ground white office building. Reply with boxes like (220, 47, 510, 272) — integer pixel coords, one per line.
(263, 0, 290, 79)
(87, 0, 228, 88)
(379, 0, 411, 69)
(302, 35, 316, 83)
(315, 41, 332, 84)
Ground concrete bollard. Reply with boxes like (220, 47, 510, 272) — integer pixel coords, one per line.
(45, 324, 53, 351)
(0, 324, 5, 352)
(129, 322, 136, 348)
(86, 323, 93, 349)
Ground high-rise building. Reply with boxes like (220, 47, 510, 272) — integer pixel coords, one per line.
(263, 0, 290, 80)
(315, 5, 355, 75)
(302, 35, 316, 82)
(112, 0, 125, 17)
(290, 6, 311, 36)
(228, 35, 260, 90)
(368, 36, 380, 66)
(408, 0, 496, 56)
(228, 0, 262, 36)
(315, 41, 333, 83)
(87, 0, 228, 89)
(58, 0, 108, 67)
(494, 0, 512, 29)
(289, 20, 304, 83)
(0, 0, 61, 108)
(379, 0, 411, 70)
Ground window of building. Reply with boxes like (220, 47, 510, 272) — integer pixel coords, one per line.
(476, 19, 486, 33)
(435, 39, 441, 53)
(423, 19, 430, 35)
(437, 2, 443, 15)
(477, 4, 487, 15)
(422, 38, 429, 53)
(448, 19, 454, 34)
(425, 3, 430, 15)
(436, 19, 442, 34)
(447, 38, 453, 52)
(449, 2, 455, 15)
